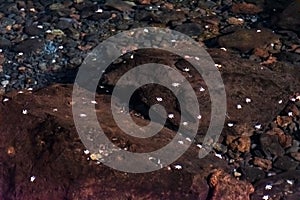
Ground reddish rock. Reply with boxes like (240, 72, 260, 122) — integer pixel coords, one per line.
(266, 128, 292, 149)
(227, 17, 244, 25)
(209, 169, 254, 200)
(276, 116, 293, 127)
(0, 84, 232, 200)
(231, 2, 263, 14)
(253, 157, 272, 171)
(226, 135, 251, 153)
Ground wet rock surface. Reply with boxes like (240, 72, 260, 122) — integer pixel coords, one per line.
(0, 0, 300, 199)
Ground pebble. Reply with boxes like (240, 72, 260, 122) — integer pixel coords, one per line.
(0, 37, 12, 49)
(174, 23, 203, 37)
(218, 29, 280, 52)
(273, 156, 299, 171)
(14, 38, 44, 54)
(1, 80, 9, 87)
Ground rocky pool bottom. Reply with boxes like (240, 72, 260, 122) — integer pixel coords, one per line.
(1, 0, 300, 199)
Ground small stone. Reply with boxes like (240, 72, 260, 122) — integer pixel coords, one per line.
(253, 157, 272, 171)
(227, 17, 244, 25)
(290, 152, 300, 161)
(1, 80, 9, 87)
(105, 0, 134, 12)
(226, 135, 251, 153)
(14, 38, 44, 54)
(7, 146, 15, 156)
(260, 133, 285, 158)
(174, 23, 203, 37)
(218, 29, 280, 52)
(266, 128, 292, 149)
(209, 169, 254, 200)
(38, 62, 47, 71)
(24, 25, 44, 36)
(69, 57, 82, 66)
(90, 153, 102, 161)
(276, 116, 293, 127)
(273, 156, 299, 171)
(231, 2, 263, 14)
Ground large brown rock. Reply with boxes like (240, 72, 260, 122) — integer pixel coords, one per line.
(0, 84, 235, 200)
(218, 28, 280, 52)
(103, 48, 300, 141)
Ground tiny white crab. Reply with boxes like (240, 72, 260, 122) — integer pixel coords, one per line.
(168, 113, 174, 119)
(79, 113, 87, 118)
(22, 109, 28, 115)
(171, 82, 180, 87)
(255, 124, 262, 129)
(265, 184, 272, 190)
(156, 97, 163, 102)
(227, 122, 234, 127)
(174, 164, 182, 170)
(199, 87, 205, 92)
(30, 176, 36, 182)
(183, 67, 190, 72)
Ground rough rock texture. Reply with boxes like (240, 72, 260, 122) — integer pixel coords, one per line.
(0, 84, 235, 200)
(277, 1, 300, 35)
(103, 48, 300, 139)
(209, 169, 254, 200)
(218, 29, 280, 52)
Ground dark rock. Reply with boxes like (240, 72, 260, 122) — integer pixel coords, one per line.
(103, 48, 300, 136)
(13, 38, 44, 54)
(116, 23, 129, 30)
(56, 20, 72, 30)
(260, 133, 285, 158)
(265, 0, 292, 12)
(24, 24, 44, 36)
(231, 2, 263, 14)
(0, 37, 11, 49)
(290, 152, 300, 161)
(89, 11, 112, 21)
(277, 1, 300, 35)
(252, 170, 300, 200)
(253, 157, 272, 171)
(218, 28, 280, 52)
(48, 3, 72, 17)
(277, 52, 300, 64)
(242, 166, 265, 183)
(273, 156, 299, 171)
(105, 0, 134, 12)
(174, 23, 203, 37)
(0, 17, 15, 27)
(69, 57, 82, 66)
